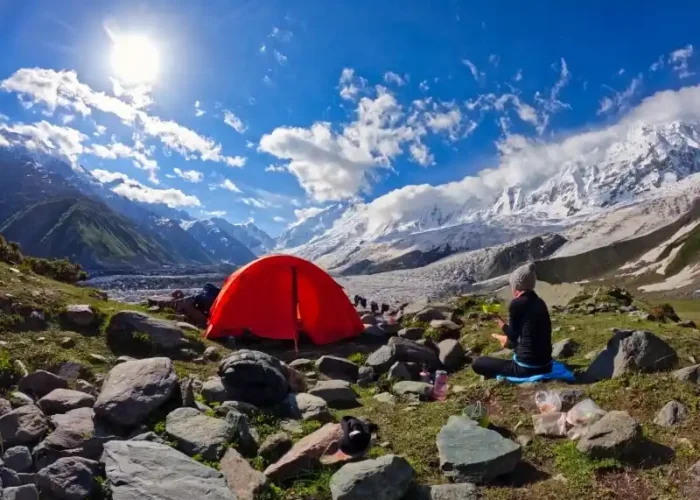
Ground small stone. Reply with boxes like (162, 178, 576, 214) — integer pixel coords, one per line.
(366, 346, 395, 374)
(9, 392, 34, 407)
(166, 407, 235, 461)
(201, 377, 228, 405)
(654, 400, 689, 427)
(308, 380, 359, 407)
(60, 337, 76, 349)
(0, 397, 13, 416)
(0, 405, 48, 447)
(289, 358, 314, 371)
(258, 432, 293, 463)
(36, 389, 95, 415)
(387, 362, 412, 382)
(315, 356, 359, 382)
(672, 364, 700, 383)
(429, 320, 461, 341)
(74, 380, 97, 397)
(410, 483, 479, 500)
(225, 409, 258, 456)
(373, 392, 396, 405)
(398, 327, 424, 341)
(287, 393, 332, 422)
(280, 420, 303, 435)
(2, 484, 39, 500)
(18, 371, 68, 398)
(203, 346, 219, 361)
(89, 354, 108, 364)
(516, 435, 532, 448)
(37, 457, 99, 500)
(438, 339, 466, 371)
(3, 446, 33, 473)
(392, 381, 433, 401)
(552, 338, 579, 359)
(357, 366, 375, 387)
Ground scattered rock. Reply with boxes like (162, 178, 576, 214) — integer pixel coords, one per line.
(219, 447, 269, 500)
(373, 392, 396, 405)
(680, 320, 697, 328)
(37, 457, 99, 500)
(215, 400, 260, 418)
(106, 311, 186, 351)
(410, 483, 479, 500)
(166, 407, 235, 460)
(0, 397, 13, 416)
(366, 346, 396, 376)
(88, 354, 108, 364)
(0, 405, 48, 447)
(437, 416, 521, 484)
(202, 376, 228, 404)
(259, 432, 293, 463)
(585, 330, 678, 381)
(94, 357, 178, 427)
(516, 435, 533, 448)
(283, 364, 307, 393)
(37, 389, 95, 416)
(392, 381, 433, 401)
(415, 307, 447, 323)
(654, 400, 689, 427)
(218, 350, 289, 406)
(284, 393, 332, 422)
(60, 337, 76, 349)
(315, 356, 359, 382)
(289, 358, 314, 371)
(308, 380, 359, 407)
(179, 377, 195, 407)
(357, 366, 376, 387)
(3, 446, 33, 473)
(264, 423, 345, 482)
(438, 339, 466, 371)
(18, 371, 68, 398)
(225, 409, 258, 456)
(387, 362, 412, 381)
(280, 420, 303, 436)
(2, 484, 39, 500)
(551, 338, 579, 359)
(398, 327, 424, 341)
(203, 346, 219, 361)
(429, 320, 461, 341)
(329, 454, 415, 500)
(1, 467, 22, 487)
(10, 392, 34, 407)
(362, 325, 386, 342)
(577, 411, 642, 459)
(389, 337, 441, 370)
(101, 440, 235, 499)
(61, 305, 97, 330)
(672, 364, 700, 383)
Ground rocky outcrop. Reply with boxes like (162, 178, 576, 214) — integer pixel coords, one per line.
(329, 454, 415, 500)
(106, 311, 186, 351)
(18, 371, 68, 398)
(218, 350, 289, 406)
(0, 405, 48, 447)
(37, 389, 95, 416)
(165, 408, 235, 460)
(577, 411, 642, 459)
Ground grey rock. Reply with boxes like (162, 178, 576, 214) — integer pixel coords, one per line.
(329, 454, 415, 500)
(101, 440, 235, 499)
(225, 409, 258, 456)
(410, 483, 479, 500)
(60, 337, 76, 349)
(214, 400, 260, 418)
(258, 432, 292, 463)
(289, 358, 314, 371)
(94, 357, 178, 427)
(3, 446, 33, 472)
(219, 447, 269, 500)
(672, 364, 700, 383)
(179, 377, 195, 407)
(37, 457, 99, 500)
(373, 393, 396, 405)
(586, 330, 678, 381)
(61, 305, 96, 329)
(392, 381, 433, 401)
(14, 361, 29, 378)
(577, 411, 642, 459)
(129, 432, 166, 444)
(553, 388, 585, 411)
(106, 311, 186, 350)
(17, 472, 37, 485)
(387, 362, 412, 382)
(2, 484, 39, 500)
(366, 346, 396, 374)
(654, 400, 689, 427)
(308, 380, 359, 407)
(37, 389, 95, 416)
(0, 405, 48, 447)
(551, 338, 579, 359)
(315, 356, 359, 382)
(116, 356, 136, 364)
(437, 416, 521, 484)
(0, 397, 13, 416)
(18, 371, 68, 398)
(389, 337, 441, 370)
(88, 354, 108, 364)
(74, 380, 97, 397)
(165, 407, 235, 460)
(1, 467, 22, 487)
(398, 327, 424, 341)
(415, 307, 447, 323)
(402, 298, 431, 316)
(218, 350, 289, 406)
(362, 324, 386, 342)
(438, 339, 466, 371)
(201, 377, 228, 404)
(284, 393, 332, 422)
(429, 320, 461, 341)
(203, 346, 219, 361)
(377, 323, 401, 336)
(280, 420, 304, 436)
(357, 366, 376, 387)
(361, 313, 378, 325)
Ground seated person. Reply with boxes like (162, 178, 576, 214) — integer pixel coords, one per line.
(472, 263, 553, 379)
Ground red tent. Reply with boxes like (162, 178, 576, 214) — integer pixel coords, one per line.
(205, 254, 364, 345)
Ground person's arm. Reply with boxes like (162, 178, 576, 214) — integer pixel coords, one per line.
(503, 298, 524, 348)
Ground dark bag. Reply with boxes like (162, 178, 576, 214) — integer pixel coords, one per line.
(339, 416, 374, 455)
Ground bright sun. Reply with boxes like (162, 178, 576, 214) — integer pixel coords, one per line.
(110, 34, 160, 85)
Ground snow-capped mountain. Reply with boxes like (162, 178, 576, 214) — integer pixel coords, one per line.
(214, 219, 275, 256)
(290, 121, 700, 274)
(181, 219, 256, 265)
(276, 203, 348, 250)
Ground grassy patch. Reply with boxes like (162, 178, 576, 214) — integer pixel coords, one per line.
(346, 352, 367, 365)
(552, 441, 621, 492)
(191, 453, 221, 470)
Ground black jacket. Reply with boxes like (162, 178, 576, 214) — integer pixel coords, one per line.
(501, 290, 552, 367)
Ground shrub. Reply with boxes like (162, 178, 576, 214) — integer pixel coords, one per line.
(21, 257, 87, 283)
(0, 349, 18, 388)
(347, 352, 367, 365)
(0, 235, 22, 264)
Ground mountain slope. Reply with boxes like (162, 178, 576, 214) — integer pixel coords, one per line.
(182, 220, 256, 265)
(276, 203, 347, 250)
(211, 219, 275, 255)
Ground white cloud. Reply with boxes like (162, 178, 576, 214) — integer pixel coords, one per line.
(263, 75, 272, 85)
(223, 110, 247, 133)
(338, 68, 367, 101)
(110, 78, 153, 109)
(409, 141, 434, 166)
(670, 44, 694, 78)
(0, 120, 86, 161)
(419, 80, 430, 92)
(173, 167, 203, 183)
(488, 54, 500, 67)
(86, 140, 159, 183)
(195, 100, 205, 117)
(465, 93, 540, 129)
(513, 69, 523, 82)
(533, 58, 571, 133)
(269, 27, 293, 42)
(61, 114, 75, 124)
(91, 169, 200, 207)
(259, 44, 266, 54)
(265, 164, 287, 172)
(650, 56, 664, 72)
(272, 216, 285, 222)
(217, 179, 242, 192)
(383, 72, 406, 86)
(241, 197, 269, 208)
(93, 124, 106, 136)
(203, 210, 227, 217)
(224, 156, 246, 167)
(274, 50, 288, 65)
(292, 206, 324, 225)
(246, 141, 255, 148)
(597, 74, 643, 115)
(618, 68, 625, 76)
(424, 102, 462, 141)
(461, 59, 484, 82)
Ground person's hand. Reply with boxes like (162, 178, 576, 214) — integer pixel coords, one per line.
(495, 317, 506, 329)
(491, 333, 508, 348)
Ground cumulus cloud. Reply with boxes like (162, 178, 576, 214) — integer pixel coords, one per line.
(265, 164, 287, 172)
(91, 169, 200, 207)
(241, 197, 269, 208)
(383, 72, 406, 86)
(465, 93, 540, 130)
(513, 69, 523, 82)
(409, 141, 434, 166)
(173, 167, 203, 183)
(269, 27, 293, 42)
(93, 124, 106, 136)
(419, 80, 430, 92)
(292, 206, 324, 224)
(195, 100, 205, 117)
(86, 140, 159, 182)
(670, 44, 694, 78)
(650, 56, 664, 72)
(424, 102, 463, 140)
(461, 59, 484, 82)
(223, 110, 247, 133)
(217, 179, 242, 192)
(246, 141, 255, 149)
(203, 210, 227, 217)
(338, 68, 367, 101)
(598, 74, 643, 115)
(272, 216, 285, 222)
(259, 44, 266, 54)
(488, 54, 500, 67)
(0, 120, 86, 161)
(274, 50, 288, 65)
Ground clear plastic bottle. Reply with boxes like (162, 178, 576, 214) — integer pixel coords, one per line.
(432, 370, 449, 401)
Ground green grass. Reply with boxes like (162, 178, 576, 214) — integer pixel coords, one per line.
(552, 441, 621, 493)
(346, 352, 367, 365)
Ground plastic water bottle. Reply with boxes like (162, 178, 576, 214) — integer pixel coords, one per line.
(433, 370, 449, 401)
(419, 369, 431, 383)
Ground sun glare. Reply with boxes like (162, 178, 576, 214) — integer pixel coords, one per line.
(110, 34, 160, 85)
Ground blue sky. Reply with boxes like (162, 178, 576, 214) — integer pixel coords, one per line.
(0, 0, 698, 235)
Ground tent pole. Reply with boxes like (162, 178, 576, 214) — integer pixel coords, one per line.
(291, 266, 299, 354)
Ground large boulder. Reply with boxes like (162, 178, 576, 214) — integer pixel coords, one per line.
(219, 447, 269, 500)
(389, 337, 441, 370)
(577, 411, 642, 459)
(0, 405, 48, 447)
(201, 377, 228, 404)
(1, 467, 21, 487)
(366, 346, 396, 374)
(165, 408, 235, 460)
(259, 432, 293, 463)
(218, 350, 289, 406)
(61, 305, 98, 330)
(585, 330, 678, 381)
(18, 371, 68, 398)
(438, 340, 466, 371)
(101, 440, 235, 499)
(94, 358, 178, 427)
(225, 409, 258, 456)
(654, 400, 689, 427)
(551, 338, 579, 359)
(410, 483, 479, 500)
(3, 446, 33, 473)
(37, 457, 99, 500)
(37, 389, 95, 416)
(429, 320, 461, 341)
(282, 393, 332, 422)
(392, 381, 433, 401)
(329, 454, 415, 500)
(106, 311, 186, 351)
(437, 416, 521, 484)
(672, 364, 700, 383)
(308, 380, 359, 408)
(398, 327, 424, 341)
(264, 423, 344, 482)
(2, 484, 39, 500)
(387, 362, 412, 382)
(315, 356, 359, 382)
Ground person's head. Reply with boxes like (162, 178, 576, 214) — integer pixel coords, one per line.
(509, 262, 537, 296)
